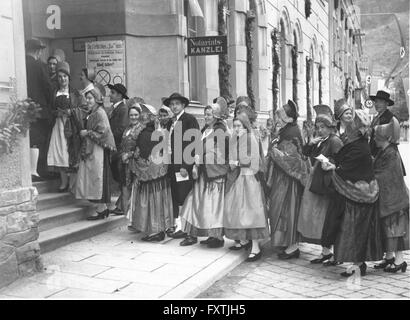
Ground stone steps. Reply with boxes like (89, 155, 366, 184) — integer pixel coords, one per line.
(39, 204, 95, 232)
(33, 181, 127, 254)
(38, 216, 126, 254)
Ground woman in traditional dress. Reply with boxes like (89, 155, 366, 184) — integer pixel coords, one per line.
(224, 114, 269, 262)
(373, 120, 409, 273)
(297, 105, 343, 263)
(321, 108, 382, 277)
(179, 102, 229, 248)
(117, 103, 142, 231)
(266, 100, 310, 259)
(74, 87, 116, 219)
(128, 104, 174, 241)
(47, 61, 83, 192)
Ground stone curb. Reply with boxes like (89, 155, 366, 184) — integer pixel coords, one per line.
(160, 250, 246, 299)
(160, 239, 271, 299)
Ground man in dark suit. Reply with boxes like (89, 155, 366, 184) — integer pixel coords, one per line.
(369, 90, 406, 175)
(25, 39, 53, 179)
(107, 84, 129, 215)
(163, 93, 200, 243)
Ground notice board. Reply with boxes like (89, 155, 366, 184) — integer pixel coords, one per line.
(86, 40, 126, 91)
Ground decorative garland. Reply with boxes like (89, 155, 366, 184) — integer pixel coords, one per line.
(305, 0, 312, 19)
(0, 98, 42, 155)
(271, 28, 280, 114)
(291, 45, 298, 104)
(246, 9, 256, 110)
(306, 57, 313, 123)
(318, 64, 323, 104)
(218, 0, 232, 100)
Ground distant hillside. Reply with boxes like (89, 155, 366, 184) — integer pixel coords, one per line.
(356, 0, 409, 77)
(355, 0, 409, 121)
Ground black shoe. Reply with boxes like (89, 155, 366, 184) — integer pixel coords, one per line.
(87, 209, 109, 220)
(200, 237, 213, 245)
(166, 226, 176, 237)
(310, 253, 333, 264)
(207, 238, 224, 248)
(229, 241, 251, 251)
(180, 236, 197, 246)
(58, 184, 69, 193)
(278, 248, 300, 260)
(110, 208, 124, 216)
(143, 232, 165, 242)
(246, 251, 262, 262)
(323, 260, 343, 266)
(128, 225, 138, 232)
(384, 261, 407, 273)
(171, 230, 188, 239)
(374, 258, 395, 269)
(341, 263, 367, 277)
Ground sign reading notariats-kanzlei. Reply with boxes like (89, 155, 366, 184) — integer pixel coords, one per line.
(187, 36, 227, 56)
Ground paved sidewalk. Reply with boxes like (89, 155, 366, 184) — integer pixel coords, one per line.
(199, 243, 410, 299)
(0, 226, 246, 299)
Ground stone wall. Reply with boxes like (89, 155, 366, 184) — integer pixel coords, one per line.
(0, 187, 42, 288)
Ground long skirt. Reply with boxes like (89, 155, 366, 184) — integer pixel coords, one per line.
(128, 176, 173, 234)
(269, 168, 304, 248)
(381, 208, 410, 252)
(47, 116, 69, 170)
(334, 196, 383, 263)
(75, 145, 111, 203)
(297, 172, 331, 244)
(223, 169, 269, 240)
(180, 173, 225, 238)
(321, 192, 344, 248)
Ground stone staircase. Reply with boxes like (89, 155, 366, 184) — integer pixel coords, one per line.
(34, 180, 126, 254)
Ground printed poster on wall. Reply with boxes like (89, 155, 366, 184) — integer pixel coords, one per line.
(85, 40, 126, 96)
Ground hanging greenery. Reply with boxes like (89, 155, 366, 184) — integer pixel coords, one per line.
(246, 10, 256, 110)
(271, 28, 280, 114)
(306, 57, 313, 123)
(291, 45, 298, 104)
(305, 0, 312, 19)
(218, 0, 232, 100)
(0, 98, 42, 155)
(318, 64, 323, 104)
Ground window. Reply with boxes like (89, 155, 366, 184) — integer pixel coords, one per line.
(206, 0, 218, 32)
(259, 27, 267, 56)
(235, 14, 246, 46)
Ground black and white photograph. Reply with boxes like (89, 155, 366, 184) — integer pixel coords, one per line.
(0, 0, 409, 303)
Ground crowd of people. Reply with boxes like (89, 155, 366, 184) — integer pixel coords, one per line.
(25, 38, 408, 277)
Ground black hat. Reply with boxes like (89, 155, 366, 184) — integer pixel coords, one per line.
(283, 99, 299, 120)
(369, 90, 394, 106)
(26, 39, 46, 50)
(163, 92, 190, 108)
(313, 104, 335, 127)
(107, 83, 129, 99)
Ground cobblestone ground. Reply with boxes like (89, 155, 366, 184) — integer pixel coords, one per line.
(199, 243, 410, 299)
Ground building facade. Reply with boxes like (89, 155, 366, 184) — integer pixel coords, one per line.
(0, 0, 366, 287)
(21, 0, 336, 122)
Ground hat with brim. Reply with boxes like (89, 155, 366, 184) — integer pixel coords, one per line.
(56, 61, 70, 77)
(107, 83, 129, 99)
(313, 104, 335, 127)
(163, 93, 190, 108)
(283, 100, 299, 121)
(26, 39, 46, 50)
(369, 90, 394, 106)
(334, 98, 352, 120)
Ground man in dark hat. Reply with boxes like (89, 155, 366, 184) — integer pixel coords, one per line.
(163, 93, 200, 244)
(369, 90, 405, 174)
(107, 83, 130, 215)
(25, 38, 54, 180)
